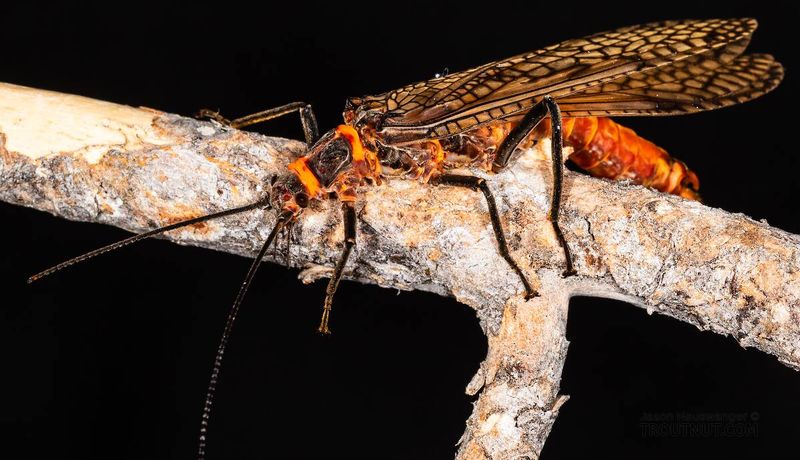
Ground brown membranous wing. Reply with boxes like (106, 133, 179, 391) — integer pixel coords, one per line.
(370, 18, 779, 142)
(557, 53, 783, 116)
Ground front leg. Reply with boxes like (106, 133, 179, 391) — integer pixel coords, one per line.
(318, 201, 357, 334)
(492, 96, 576, 277)
(197, 101, 320, 147)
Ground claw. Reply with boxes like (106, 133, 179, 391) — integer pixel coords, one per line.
(524, 290, 540, 300)
(318, 309, 332, 335)
(195, 108, 230, 125)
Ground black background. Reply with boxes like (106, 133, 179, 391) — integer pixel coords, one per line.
(3, 1, 800, 459)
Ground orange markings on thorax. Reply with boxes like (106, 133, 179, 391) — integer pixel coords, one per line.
(288, 125, 382, 199)
(336, 125, 364, 161)
(336, 124, 382, 181)
(287, 157, 322, 198)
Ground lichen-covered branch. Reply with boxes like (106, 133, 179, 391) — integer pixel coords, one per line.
(2, 83, 798, 459)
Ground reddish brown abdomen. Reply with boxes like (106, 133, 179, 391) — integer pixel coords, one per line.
(553, 117, 700, 200)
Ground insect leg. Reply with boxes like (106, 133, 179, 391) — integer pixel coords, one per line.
(318, 201, 357, 334)
(492, 96, 576, 277)
(197, 210, 293, 460)
(434, 174, 536, 299)
(282, 222, 293, 267)
(27, 199, 270, 283)
(197, 102, 320, 146)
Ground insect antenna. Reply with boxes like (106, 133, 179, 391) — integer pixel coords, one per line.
(27, 199, 269, 284)
(197, 210, 293, 460)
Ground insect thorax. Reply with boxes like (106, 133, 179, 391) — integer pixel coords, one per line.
(373, 121, 527, 181)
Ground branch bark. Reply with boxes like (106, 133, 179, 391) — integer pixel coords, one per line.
(2, 82, 798, 459)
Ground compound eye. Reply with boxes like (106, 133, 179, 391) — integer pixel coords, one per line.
(294, 192, 309, 208)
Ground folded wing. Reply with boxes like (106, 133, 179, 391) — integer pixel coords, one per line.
(369, 18, 781, 140)
(556, 53, 783, 116)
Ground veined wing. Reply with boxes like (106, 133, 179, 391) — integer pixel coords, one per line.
(556, 53, 783, 116)
(373, 18, 763, 140)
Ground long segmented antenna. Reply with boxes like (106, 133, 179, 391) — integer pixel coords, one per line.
(197, 210, 293, 460)
(28, 200, 269, 283)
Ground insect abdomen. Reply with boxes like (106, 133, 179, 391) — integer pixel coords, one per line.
(560, 117, 700, 200)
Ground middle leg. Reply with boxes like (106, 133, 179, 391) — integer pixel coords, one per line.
(318, 201, 357, 334)
(434, 173, 536, 299)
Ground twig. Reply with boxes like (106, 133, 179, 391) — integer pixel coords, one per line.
(2, 82, 798, 459)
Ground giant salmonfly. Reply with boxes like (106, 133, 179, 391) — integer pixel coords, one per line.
(26, 18, 783, 458)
